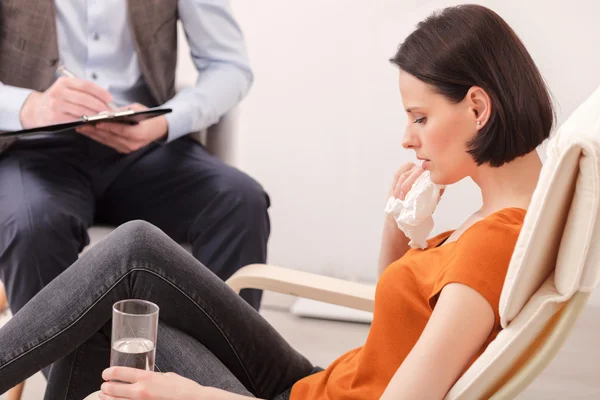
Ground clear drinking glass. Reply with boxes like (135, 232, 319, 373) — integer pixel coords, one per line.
(110, 300, 159, 371)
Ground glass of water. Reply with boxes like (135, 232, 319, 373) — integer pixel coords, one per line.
(111, 299, 159, 371)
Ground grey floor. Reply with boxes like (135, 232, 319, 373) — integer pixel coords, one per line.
(1, 293, 599, 399)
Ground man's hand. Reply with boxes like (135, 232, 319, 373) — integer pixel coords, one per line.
(100, 367, 259, 400)
(76, 103, 168, 153)
(20, 77, 114, 129)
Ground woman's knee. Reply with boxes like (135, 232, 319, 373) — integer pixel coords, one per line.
(111, 220, 160, 242)
(98, 221, 171, 266)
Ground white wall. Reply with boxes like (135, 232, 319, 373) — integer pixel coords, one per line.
(225, 0, 600, 285)
(181, 1, 600, 287)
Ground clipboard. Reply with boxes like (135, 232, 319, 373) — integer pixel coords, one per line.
(0, 107, 172, 139)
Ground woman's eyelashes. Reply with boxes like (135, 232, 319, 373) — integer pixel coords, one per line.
(414, 116, 427, 124)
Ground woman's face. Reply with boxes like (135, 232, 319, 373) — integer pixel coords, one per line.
(398, 70, 480, 185)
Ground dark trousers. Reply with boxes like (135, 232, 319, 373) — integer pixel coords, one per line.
(0, 133, 270, 313)
(0, 221, 314, 399)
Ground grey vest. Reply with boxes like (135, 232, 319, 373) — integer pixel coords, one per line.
(0, 0, 179, 105)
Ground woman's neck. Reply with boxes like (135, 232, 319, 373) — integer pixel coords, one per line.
(471, 150, 542, 216)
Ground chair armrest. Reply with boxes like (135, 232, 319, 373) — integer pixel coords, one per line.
(226, 264, 376, 312)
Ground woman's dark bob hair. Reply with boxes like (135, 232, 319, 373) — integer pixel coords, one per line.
(390, 4, 554, 167)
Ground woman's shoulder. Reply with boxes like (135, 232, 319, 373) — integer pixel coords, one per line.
(427, 208, 526, 250)
(455, 207, 527, 249)
(485, 207, 528, 224)
(430, 207, 527, 283)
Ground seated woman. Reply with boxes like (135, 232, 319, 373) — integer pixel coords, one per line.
(0, 4, 553, 400)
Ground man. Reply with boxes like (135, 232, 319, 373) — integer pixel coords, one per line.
(0, 0, 269, 313)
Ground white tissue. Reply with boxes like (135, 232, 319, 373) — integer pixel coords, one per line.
(384, 171, 444, 249)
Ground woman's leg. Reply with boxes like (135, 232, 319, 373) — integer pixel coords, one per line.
(154, 323, 255, 396)
(0, 221, 314, 398)
(44, 325, 112, 400)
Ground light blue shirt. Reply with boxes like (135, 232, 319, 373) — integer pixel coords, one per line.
(0, 0, 253, 142)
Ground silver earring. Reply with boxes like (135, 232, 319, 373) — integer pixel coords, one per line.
(477, 121, 481, 126)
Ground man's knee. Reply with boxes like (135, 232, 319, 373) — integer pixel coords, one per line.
(215, 170, 270, 219)
(0, 198, 88, 311)
(0, 198, 88, 256)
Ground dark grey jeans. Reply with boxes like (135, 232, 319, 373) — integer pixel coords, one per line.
(0, 221, 315, 400)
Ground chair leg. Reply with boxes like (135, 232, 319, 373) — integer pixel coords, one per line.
(1, 283, 24, 400)
(0, 281, 8, 312)
(7, 382, 25, 400)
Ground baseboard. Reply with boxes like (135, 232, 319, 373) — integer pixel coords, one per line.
(260, 292, 297, 311)
(290, 298, 373, 324)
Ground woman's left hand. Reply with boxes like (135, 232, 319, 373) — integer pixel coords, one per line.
(100, 367, 222, 400)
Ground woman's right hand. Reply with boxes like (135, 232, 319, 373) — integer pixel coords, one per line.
(378, 163, 426, 276)
(388, 162, 425, 200)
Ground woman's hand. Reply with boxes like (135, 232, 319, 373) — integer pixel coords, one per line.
(388, 162, 425, 200)
(378, 163, 426, 276)
(100, 367, 254, 400)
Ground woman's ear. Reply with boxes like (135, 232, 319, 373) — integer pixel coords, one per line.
(466, 86, 492, 129)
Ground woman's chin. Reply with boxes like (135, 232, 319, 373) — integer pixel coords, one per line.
(429, 169, 459, 186)
(428, 170, 442, 185)
(432, 172, 468, 187)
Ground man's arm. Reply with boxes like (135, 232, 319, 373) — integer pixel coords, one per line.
(162, 0, 254, 142)
(0, 82, 34, 131)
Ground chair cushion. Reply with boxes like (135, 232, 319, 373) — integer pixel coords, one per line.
(501, 138, 600, 327)
(501, 86, 600, 325)
(445, 86, 600, 399)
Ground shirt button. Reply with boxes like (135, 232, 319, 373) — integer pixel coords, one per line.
(91, 72, 98, 80)
(93, 32, 100, 41)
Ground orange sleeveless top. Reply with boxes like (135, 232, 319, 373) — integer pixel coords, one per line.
(290, 208, 526, 400)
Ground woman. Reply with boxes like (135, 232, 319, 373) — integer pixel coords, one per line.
(0, 4, 553, 400)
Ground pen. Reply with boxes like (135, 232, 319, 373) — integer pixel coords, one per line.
(56, 65, 118, 110)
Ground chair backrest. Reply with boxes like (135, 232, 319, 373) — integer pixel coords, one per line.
(445, 85, 600, 400)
